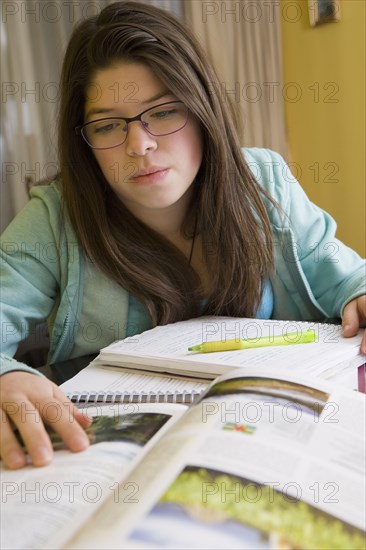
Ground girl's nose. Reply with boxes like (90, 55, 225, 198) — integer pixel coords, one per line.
(124, 122, 158, 156)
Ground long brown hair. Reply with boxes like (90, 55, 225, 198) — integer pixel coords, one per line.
(59, 1, 275, 325)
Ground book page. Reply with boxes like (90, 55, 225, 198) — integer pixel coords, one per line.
(0, 403, 187, 550)
(99, 317, 364, 384)
(65, 368, 365, 549)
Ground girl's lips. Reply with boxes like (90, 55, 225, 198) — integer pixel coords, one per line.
(131, 168, 170, 184)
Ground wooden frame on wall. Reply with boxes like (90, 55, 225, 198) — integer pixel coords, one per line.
(308, 0, 341, 27)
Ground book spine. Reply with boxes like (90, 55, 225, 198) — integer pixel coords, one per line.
(67, 390, 203, 405)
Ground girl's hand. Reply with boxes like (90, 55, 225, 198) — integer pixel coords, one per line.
(0, 371, 92, 469)
(342, 295, 366, 355)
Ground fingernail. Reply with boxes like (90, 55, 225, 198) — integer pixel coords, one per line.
(33, 446, 52, 465)
(7, 450, 26, 469)
(70, 434, 90, 451)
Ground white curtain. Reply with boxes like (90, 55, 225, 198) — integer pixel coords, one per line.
(0, 0, 182, 231)
(184, 0, 288, 156)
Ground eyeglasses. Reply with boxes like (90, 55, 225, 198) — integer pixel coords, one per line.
(75, 101, 189, 150)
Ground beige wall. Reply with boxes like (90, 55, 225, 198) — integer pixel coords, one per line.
(281, 0, 365, 256)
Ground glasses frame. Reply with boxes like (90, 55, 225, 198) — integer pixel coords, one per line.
(75, 100, 189, 150)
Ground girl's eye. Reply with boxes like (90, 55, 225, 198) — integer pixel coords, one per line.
(96, 125, 113, 134)
(150, 109, 176, 120)
(93, 121, 121, 134)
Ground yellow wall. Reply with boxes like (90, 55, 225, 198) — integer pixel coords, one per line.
(281, 0, 365, 256)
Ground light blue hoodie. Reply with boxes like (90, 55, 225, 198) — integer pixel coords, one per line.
(1, 148, 365, 376)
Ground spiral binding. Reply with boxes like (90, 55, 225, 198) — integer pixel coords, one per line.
(67, 390, 203, 405)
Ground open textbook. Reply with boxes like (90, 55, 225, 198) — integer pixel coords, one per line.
(99, 316, 365, 382)
(1, 367, 365, 550)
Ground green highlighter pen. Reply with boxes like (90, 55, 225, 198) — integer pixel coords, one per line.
(188, 329, 316, 353)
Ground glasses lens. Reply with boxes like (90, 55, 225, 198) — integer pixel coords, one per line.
(141, 102, 188, 136)
(83, 119, 127, 149)
(80, 102, 188, 149)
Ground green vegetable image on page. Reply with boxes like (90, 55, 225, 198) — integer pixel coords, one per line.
(130, 466, 365, 550)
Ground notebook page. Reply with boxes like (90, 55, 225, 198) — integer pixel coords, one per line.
(60, 358, 210, 396)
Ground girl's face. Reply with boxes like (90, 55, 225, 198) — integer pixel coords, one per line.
(84, 62, 203, 223)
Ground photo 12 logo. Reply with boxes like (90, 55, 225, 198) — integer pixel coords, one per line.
(1, 2, 101, 24)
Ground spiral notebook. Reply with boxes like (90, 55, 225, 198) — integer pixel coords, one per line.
(61, 358, 210, 406)
(67, 389, 203, 405)
(61, 318, 364, 403)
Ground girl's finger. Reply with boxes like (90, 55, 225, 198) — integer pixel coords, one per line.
(0, 408, 27, 469)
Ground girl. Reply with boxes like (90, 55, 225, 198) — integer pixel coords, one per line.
(1, 1, 365, 469)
